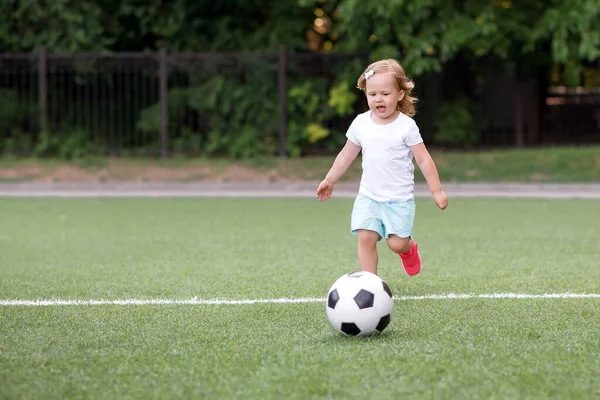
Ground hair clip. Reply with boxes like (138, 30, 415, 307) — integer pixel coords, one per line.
(364, 69, 375, 80)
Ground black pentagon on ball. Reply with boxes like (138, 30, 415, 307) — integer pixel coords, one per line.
(382, 281, 392, 297)
(376, 314, 391, 332)
(327, 289, 340, 309)
(353, 289, 375, 309)
(341, 322, 361, 336)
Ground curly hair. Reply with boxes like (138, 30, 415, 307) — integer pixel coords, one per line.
(356, 59, 417, 117)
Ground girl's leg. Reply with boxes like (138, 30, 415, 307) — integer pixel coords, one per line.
(357, 229, 380, 275)
(386, 235, 412, 255)
(383, 200, 420, 276)
(387, 234, 421, 276)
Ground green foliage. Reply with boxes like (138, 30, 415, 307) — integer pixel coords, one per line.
(306, 123, 329, 144)
(136, 105, 161, 137)
(1, 0, 598, 83)
(136, 60, 280, 158)
(189, 70, 279, 158)
(33, 129, 101, 160)
(170, 128, 204, 155)
(289, 81, 323, 116)
(334, 0, 600, 84)
(0, 89, 36, 131)
(286, 80, 326, 157)
(286, 76, 356, 156)
(0, 0, 315, 53)
(528, 0, 600, 86)
(0, 89, 37, 154)
(32, 131, 57, 157)
(1, 134, 34, 155)
(1, 0, 599, 158)
(328, 81, 357, 116)
(335, 0, 498, 75)
(0, 0, 110, 52)
(136, 66, 359, 159)
(57, 129, 99, 160)
(433, 98, 482, 147)
(136, 88, 188, 137)
(0, 89, 21, 127)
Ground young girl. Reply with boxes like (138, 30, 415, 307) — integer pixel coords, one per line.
(316, 59, 448, 276)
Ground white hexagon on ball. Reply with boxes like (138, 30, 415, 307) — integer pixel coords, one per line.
(326, 271, 394, 336)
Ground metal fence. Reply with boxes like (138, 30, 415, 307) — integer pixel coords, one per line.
(545, 86, 600, 144)
(0, 50, 164, 155)
(0, 48, 359, 157)
(0, 48, 599, 157)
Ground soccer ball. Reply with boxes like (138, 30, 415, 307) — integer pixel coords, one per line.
(326, 271, 394, 336)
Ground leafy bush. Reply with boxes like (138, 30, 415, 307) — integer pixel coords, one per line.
(34, 129, 103, 160)
(136, 58, 279, 158)
(433, 98, 484, 147)
(286, 77, 358, 156)
(0, 89, 37, 154)
(328, 81, 357, 117)
(134, 62, 361, 158)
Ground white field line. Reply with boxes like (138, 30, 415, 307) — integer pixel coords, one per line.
(1, 292, 599, 306)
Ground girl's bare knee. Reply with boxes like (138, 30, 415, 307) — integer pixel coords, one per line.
(387, 235, 411, 254)
(357, 230, 379, 248)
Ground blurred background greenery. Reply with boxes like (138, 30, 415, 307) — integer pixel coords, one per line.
(0, 0, 599, 161)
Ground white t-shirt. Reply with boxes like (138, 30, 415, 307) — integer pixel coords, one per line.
(346, 111, 423, 202)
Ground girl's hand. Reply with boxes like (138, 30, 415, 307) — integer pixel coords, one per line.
(432, 190, 448, 210)
(316, 179, 335, 202)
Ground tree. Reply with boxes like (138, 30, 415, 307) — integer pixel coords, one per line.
(530, 0, 600, 86)
(328, 0, 600, 146)
(0, 0, 317, 53)
(0, 0, 109, 52)
(330, 0, 600, 84)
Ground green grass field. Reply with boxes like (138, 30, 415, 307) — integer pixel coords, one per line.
(1, 197, 599, 399)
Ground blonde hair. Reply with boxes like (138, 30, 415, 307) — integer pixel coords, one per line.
(357, 59, 417, 117)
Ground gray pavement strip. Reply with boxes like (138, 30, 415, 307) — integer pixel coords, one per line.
(0, 182, 599, 199)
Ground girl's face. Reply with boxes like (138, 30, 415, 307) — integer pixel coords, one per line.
(365, 72, 404, 124)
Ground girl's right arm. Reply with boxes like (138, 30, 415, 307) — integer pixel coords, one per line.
(325, 140, 362, 184)
(316, 140, 361, 201)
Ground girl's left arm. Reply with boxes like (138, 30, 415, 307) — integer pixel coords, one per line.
(410, 143, 448, 210)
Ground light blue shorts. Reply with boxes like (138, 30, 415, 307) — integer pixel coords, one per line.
(350, 193, 415, 241)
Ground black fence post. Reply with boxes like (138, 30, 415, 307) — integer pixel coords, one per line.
(159, 47, 169, 157)
(38, 46, 47, 134)
(514, 80, 524, 147)
(278, 46, 287, 158)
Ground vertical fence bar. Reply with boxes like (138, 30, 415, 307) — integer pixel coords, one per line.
(278, 46, 287, 158)
(38, 46, 48, 134)
(159, 48, 168, 157)
(123, 58, 131, 151)
(514, 80, 524, 147)
(138, 59, 146, 151)
(528, 78, 540, 145)
(109, 59, 117, 155)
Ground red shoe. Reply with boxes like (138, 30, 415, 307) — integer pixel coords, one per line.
(400, 241, 421, 276)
